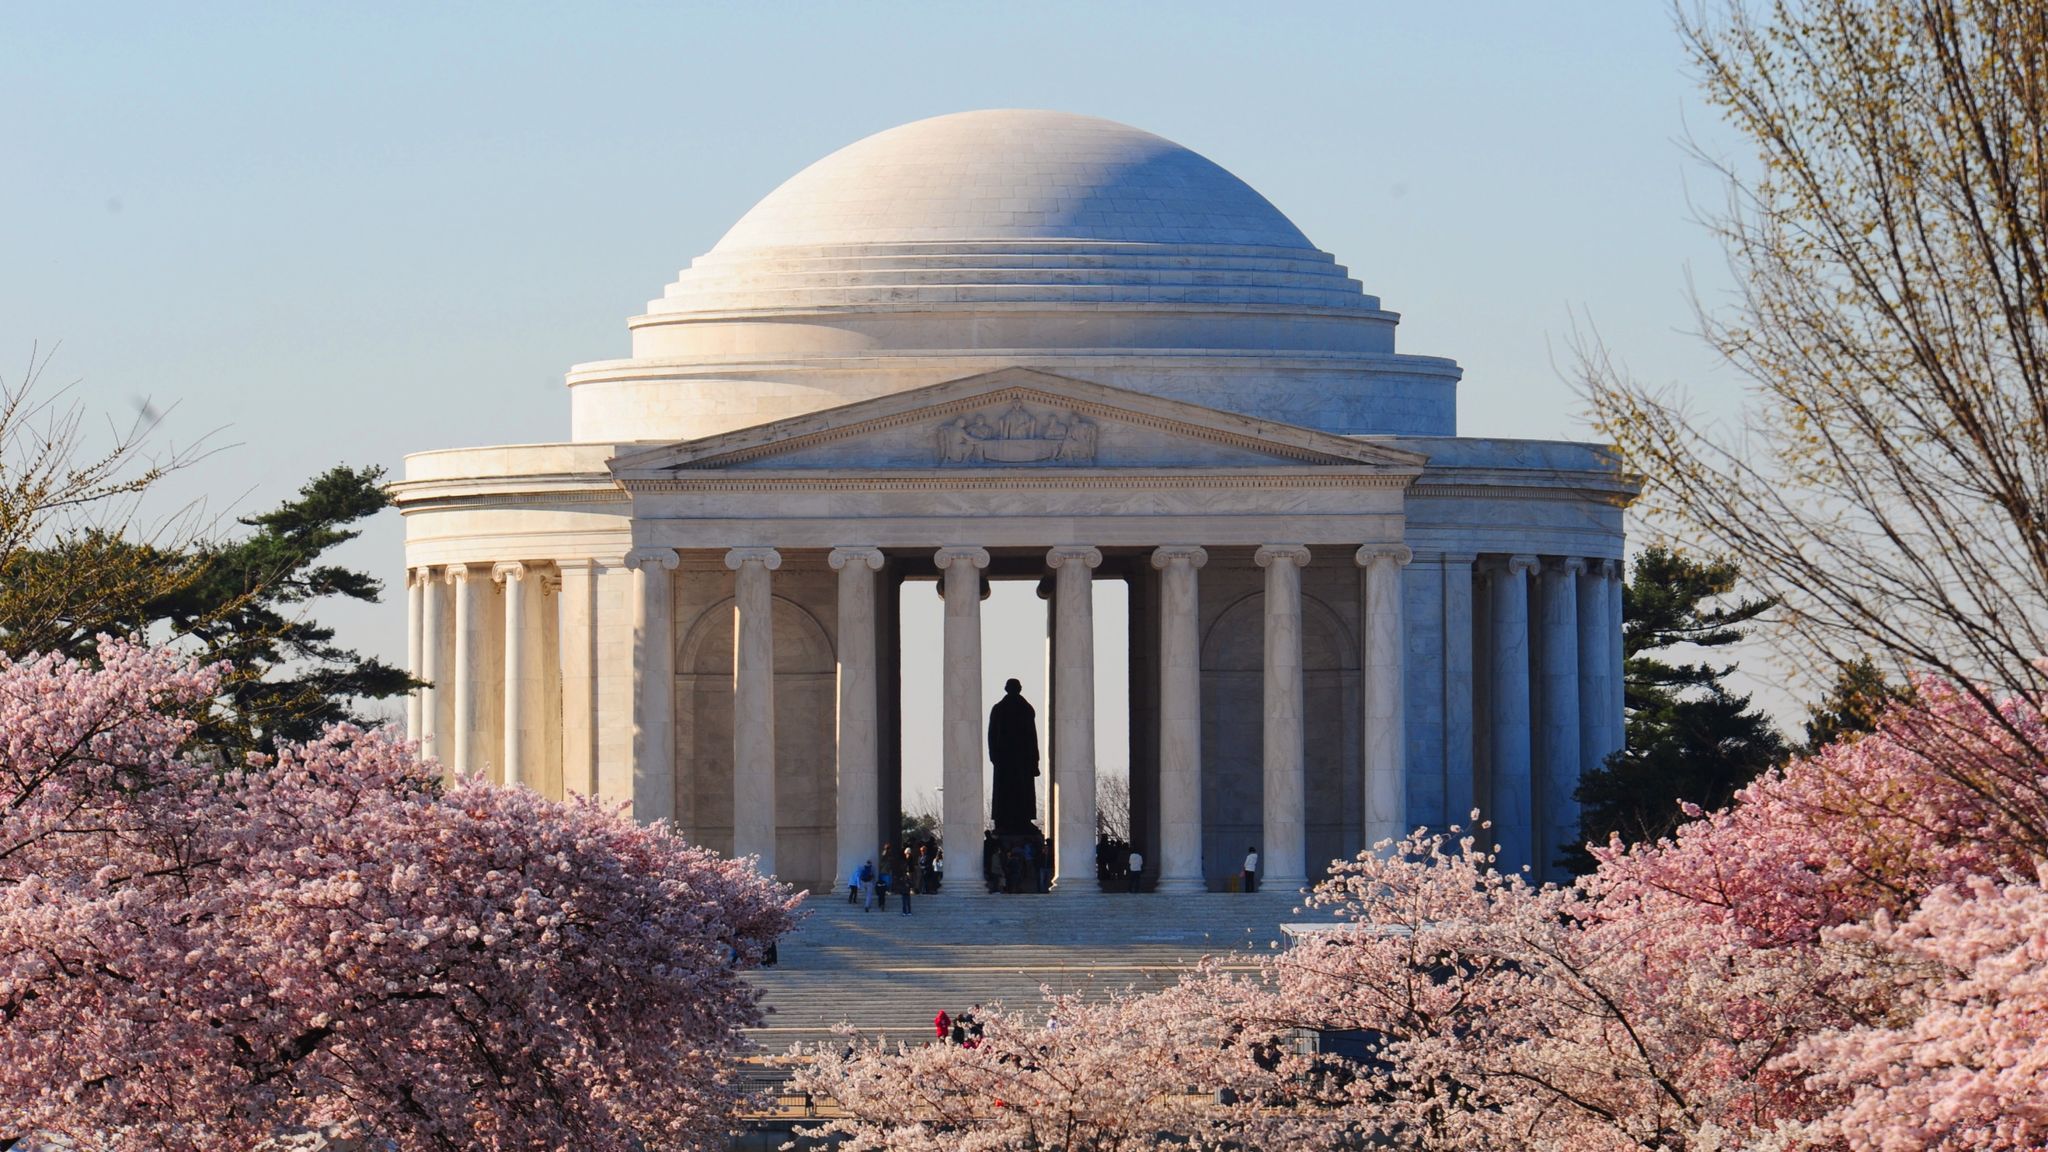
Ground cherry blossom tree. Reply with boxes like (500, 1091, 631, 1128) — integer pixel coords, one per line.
(0, 639, 798, 1152)
(1243, 826, 1854, 1151)
(1786, 872, 2048, 1151)
(793, 979, 1337, 1152)
(801, 674, 2048, 1152)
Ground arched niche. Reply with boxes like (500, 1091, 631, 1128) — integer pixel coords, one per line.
(1197, 589, 1361, 888)
(675, 593, 838, 887)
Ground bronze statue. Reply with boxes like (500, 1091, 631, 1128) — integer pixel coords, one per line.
(987, 678, 1040, 833)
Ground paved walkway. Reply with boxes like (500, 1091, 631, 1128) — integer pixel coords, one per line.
(745, 886, 1333, 1051)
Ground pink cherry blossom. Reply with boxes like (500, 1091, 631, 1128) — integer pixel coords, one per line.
(1788, 870, 2048, 1150)
(801, 675, 2048, 1151)
(794, 977, 1339, 1152)
(0, 639, 798, 1151)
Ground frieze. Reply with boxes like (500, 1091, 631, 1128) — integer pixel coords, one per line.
(935, 401, 1098, 466)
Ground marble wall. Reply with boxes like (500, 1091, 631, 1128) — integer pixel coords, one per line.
(674, 558, 841, 890)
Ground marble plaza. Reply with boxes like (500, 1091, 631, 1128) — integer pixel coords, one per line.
(394, 110, 1635, 893)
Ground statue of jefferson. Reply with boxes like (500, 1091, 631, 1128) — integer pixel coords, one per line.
(987, 678, 1040, 834)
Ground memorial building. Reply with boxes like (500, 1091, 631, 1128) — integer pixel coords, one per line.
(394, 110, 1635, 893)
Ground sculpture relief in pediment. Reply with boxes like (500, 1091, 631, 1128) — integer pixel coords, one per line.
(935, 401, 1099, 466)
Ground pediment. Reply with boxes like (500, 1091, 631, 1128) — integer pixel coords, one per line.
(609, 368, 1429, 476)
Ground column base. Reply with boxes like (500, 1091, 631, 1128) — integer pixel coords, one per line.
(1154, 875, 1208, 893)
(1260, 873, 1308, 893)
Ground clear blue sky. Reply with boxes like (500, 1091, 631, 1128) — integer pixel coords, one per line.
(2, 3, 1767, 782)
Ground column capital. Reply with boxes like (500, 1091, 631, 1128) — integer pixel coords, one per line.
(1557, 556, 1588, 576)
(829, 546, 885, 572)
(624, 547, 679, 571)
(1442, 551, 1478, 565)
(491, 560, 529, 584)
(724, 546, 782, 572)
(1255, 544, 1312, 569)
(1485, 553, 1541, 576)
(1355, 543, 1414, 568)
(1598, 556, 1624, 580)
(933, 545, 990, 570)
(443, 562, 474, 585)
(540, 572, 562, 595)
(1047, 544, 1103, 570)
(555, 556, 602, 575)
(409, 565, 435, 588)
(1150, 544, 1208, 570)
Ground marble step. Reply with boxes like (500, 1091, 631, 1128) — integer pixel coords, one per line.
(744, 889, 1330, 1050)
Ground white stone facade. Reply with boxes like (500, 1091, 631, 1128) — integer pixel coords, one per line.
(394, 110, 1634, 891)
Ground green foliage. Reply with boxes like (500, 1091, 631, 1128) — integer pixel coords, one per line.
(901, 809, 939, 844)
(1801, 655, 1911, 757)
(1569, 546, 1788, 871)
(0, 465, 412, 761)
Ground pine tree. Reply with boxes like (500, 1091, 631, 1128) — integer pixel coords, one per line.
(1567, 546, 1787, 870)
(1800, 655, 1911, 756)
(1, 465, 412, 761)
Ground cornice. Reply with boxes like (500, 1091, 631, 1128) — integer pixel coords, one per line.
(621, 469, 1414, 494)
(564, 348, 1467, 382)
(1409, 478, 1637, 507)
(626, 300, 1401, 327)
(389, 474, 629, 510)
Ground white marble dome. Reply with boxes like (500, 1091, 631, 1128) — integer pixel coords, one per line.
(711, 109, 1314, 250)
(570, 110, 1461, 443)
(646, 110, 1376, 317)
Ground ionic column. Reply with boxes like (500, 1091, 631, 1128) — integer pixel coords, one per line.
(418, 567, 443, 763)
(1578, 557, 1625, 779)
(1048, 545, 1103, 892)
(727, 547, 782, 875)
(448, 563, 487, 779)
(936, 546, 991, 863)
(1608, 558, 1626, 762)
(830, 547, 884, 892)
(494, 562, 530, 789)
(556, 558, 601, 798)
(1152, 545, 1207, 892)
(1255, 544, 1311, 888)
(406, 568, 424, 741)
(1443, 554, 1477, 826)
(1487, 555, 1539, 874)
(1536, 558, 1583, 878)
(626, 547, 678, 825)
(1360, 545, 1412, 850)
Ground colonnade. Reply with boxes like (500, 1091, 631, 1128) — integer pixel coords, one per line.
(905, 542, 1412, 893)
(405, 543, 1624, 890)
(407, 560, 559, 794)
(1463, 553, 1625, 875)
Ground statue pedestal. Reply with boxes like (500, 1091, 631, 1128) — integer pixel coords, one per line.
(980, 826, 1051, 894)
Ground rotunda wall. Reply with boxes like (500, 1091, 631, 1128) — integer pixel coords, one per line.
(566, 357, 1460, 442)
(624, 309, 1399, 359)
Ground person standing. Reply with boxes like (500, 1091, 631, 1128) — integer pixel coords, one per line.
(1242, 845, 1259, 894)
(899, 867, 914, 915)
(1126, 847, 1143, 893)
(859, 859, 877, 912)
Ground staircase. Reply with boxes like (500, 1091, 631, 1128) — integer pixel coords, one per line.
(744, 886, 1334, 1051)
